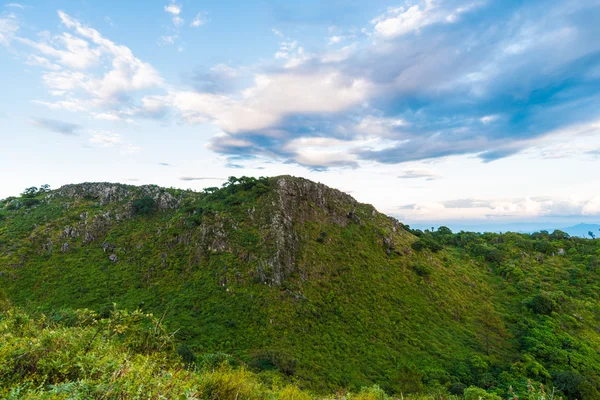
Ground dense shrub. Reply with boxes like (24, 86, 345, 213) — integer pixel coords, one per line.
(411, 237, 443, 252)
(132, 196, 158, 215)
(0, 306, 406, 399)
(529, 293, 556, 315)
(463, 386, 502, 400)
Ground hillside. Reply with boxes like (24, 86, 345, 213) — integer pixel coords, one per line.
(1, 176, 599, 399)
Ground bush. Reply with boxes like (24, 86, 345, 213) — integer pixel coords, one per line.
(411, 262, 433, 277)
(249, 350, 297, 376)
(449, 382, 466, 395)
(21, 187, 38, 198)
(463, 386, 502, 400)
(529, 293, 556, 315)
(199, 353, 237, 370)
(177, 344, 197, 368)
(21, 198, 40, 207)
(411, 237, 443, 252)
(132, 196, 158, 215)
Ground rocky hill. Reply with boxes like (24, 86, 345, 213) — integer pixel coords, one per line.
(1, 176, 599, 398)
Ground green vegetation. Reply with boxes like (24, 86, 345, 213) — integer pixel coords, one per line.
(132, 196, 158, 216)
(0, 298, 562, 399)
(1, 176, 599, 399)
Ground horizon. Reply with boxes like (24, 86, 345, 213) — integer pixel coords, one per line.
(2, 0, 600, 230)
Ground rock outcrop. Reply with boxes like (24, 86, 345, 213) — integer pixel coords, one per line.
(51, 182, 181, 210)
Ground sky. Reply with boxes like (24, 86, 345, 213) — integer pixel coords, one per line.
(1, 0, 600, 231)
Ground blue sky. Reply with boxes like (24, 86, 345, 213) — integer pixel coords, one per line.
(1, 0, 600, 230)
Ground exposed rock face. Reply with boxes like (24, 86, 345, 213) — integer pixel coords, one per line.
(260, 176, 360, 285)
(274, 176, 358, 226)
(53, 183, 132, 205)
(51, 182, 181, 210)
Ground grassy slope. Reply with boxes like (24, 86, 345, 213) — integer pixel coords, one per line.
(1, 176, 599, 398)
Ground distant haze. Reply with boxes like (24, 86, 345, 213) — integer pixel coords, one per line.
(407, 221, 600, 238)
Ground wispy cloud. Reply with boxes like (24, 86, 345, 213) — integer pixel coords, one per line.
(179, 176, 223, 181)
(19, 11, 164, 122)
(191, 12, 207, 28)
(397, 169, 440, 180)
(164, 2, 181, 16)
(89, 130, 142, 154)
(397, 195, 600, 221)
(158, 34, 178, 46)
(160, 2, 185, 45)
(0, 11, 19, 46)
(32, 118, 82, 135)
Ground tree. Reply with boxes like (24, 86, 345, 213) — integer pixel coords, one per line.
(21, 187, 38, 198)
(203, 187, 219, 194)
(588, 231, 596, 239)
(39, 184, 51, 193)
(478, 304, 506, 356)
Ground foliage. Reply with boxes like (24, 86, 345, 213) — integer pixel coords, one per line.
(132, 195, 158, 216)
(0, 304, 453, 399)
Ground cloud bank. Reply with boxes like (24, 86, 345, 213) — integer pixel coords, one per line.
(9, 1, 600, 170)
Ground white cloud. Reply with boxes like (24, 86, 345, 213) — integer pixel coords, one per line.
(320, 43, 356, 63)
(5, 3, 24, 9)
(355, 116, 407, 137)
(371, 2, 438, 38)
(524, 119, 600, 159)
(284, 137, 359, 168)
(164, 3, 181, 15)
(89, 130, 142, 154)
(272, 28, 284, 37)
(90, 130, 123, 146)
(92, 112, 131, 122)
(158, 35, 178, 46)
(27, 11, 163, 115)
(172, 15, 184, 27)
(399, 195, 600, 221)
(19, 33, 102, 69)
(0, 12, 19, 46)
(271, 36, 310, 68)
(583, 197, 600, 215)
(191, 12, 207, 27)
(282, 137, 400, 168)
(398, 168, 440, 180)
(294, 150, 357, 168)
(211, 63, 238, 78)
(371, 1, 481, 38)
(25, 55, 61, 70)
(32, 99, 88, 112)
(165, 71, 373, 133)
(275, 40, 297, 59)
(328, 35, 344, 45)
(164, 2, 184, 27)
(480, 115, 499, 124)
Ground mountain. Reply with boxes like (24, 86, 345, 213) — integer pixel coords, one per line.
(1, 176, 599, 399)
(559, 223, 600, 238)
